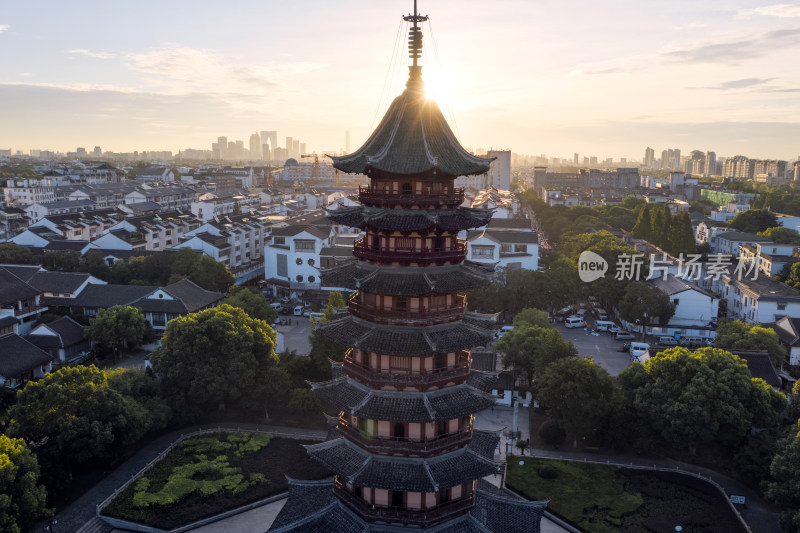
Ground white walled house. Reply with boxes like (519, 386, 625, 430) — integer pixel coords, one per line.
(740, 242, 798, 277)
(264, 225, 335, 300)
(175, 213, 269, 271)
(713, 231, 772, 255)
(771, 316, 800, 366)
(637, 274, 719, 341)
(466, 230, 538, 271)
(722, 275, 800, 324)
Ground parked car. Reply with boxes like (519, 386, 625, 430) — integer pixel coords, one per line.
(594, 320, 617, 332)
(679, 336, 705, 348)
(619, 342, 632, 352)
(629, 342, 650, 359)
(565, 316, 585, 328)
(293, 305, 306, 316)
(658, 336, 679, 346)
(615, 332, 636, 341)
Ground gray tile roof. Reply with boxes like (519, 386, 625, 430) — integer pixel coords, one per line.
(322, 260, 493, 295)
(0, 268, 41, 305)
(69, 284, 155, 309)
(330, 83, 493, 177)
(24, 316, 86, 349)
(312, 376, 495, 423)
(316, 315, 495, 356)
(0, 264, 42, 282)
(649, 274, 711, 297)
(0, 334, 53, 378)
(327, 206, 493, 233)
(467, 230, 539, 245)
(27, 271, 93, 294)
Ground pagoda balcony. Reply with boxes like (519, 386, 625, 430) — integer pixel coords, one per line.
(348, 293, 466, 325)
(337, 415, 472, 457)
(335, 478, 474, 526)
(343, 349, 471, 389)
(353, 237, 466, 266)
(359, 186, 465, 209)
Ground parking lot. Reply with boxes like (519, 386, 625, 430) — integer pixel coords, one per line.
(556, 319, 633, 376)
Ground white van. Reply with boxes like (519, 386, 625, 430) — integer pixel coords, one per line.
(269, 302, 283, 311)
(594, 309, 608, 321)
(565, 317, 585, 328)
(293, 305, 305, 316)
(594, 320, 617, 332)
(658, 336, 678, 346)
(629, 342, 650, 359)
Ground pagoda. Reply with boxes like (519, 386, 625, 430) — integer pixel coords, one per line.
(269, 3, 547, 532)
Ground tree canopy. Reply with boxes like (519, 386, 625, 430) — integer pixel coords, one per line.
(513, 308, 552, 328)
(618, 347, 785, 453)
(0, 435, 50, 533)
(223, 286, 277, 323)
(767, 423, 800, 532)
(150, 304, 281, 417)
(729, 209, 778, 234)
(714, 319, 787, 367)
(7, 366, 170, 479)
(498, 323, 576, 383)
(85, 305, 151, 352)
(759, 226, 800, 244)
(618, 281, 676, 328)
(534, 357, 616, 441)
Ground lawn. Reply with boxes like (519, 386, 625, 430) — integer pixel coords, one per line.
(102, 432, 331, 530)
(506, 458, 746, 533)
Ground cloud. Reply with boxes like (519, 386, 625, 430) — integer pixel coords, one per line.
(0, 24, 9, 33)
(672, 21, 707, 30)
(704, 77, 776, 90)
(737, 3, 800, 19)
(68, 48, 115, 59)
(664, 28, 800, 64)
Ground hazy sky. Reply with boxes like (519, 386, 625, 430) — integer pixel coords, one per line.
(1, 0, 799, 161)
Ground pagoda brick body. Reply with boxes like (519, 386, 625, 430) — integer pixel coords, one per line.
(269, 4, 546, 532)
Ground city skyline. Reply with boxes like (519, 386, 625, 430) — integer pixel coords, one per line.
(1, 0, 800, 160)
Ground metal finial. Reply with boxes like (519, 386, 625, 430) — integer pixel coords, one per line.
(403, 0, 428, 68)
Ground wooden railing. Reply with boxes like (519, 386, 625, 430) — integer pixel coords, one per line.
(348, 292, 465, 325)
(337, 415, 472, 457)
(353, 237, 466, 265)
(343, 351, 470, 389)
(359, 186, 465, 208)
(334, 478, 474, 526)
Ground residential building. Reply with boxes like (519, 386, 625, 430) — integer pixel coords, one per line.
(721, 275, 800, 324)
(0, 268, 47, 334)
(134, 167, 175, 182)
(263, 224, 335, 301)
(713, 231, 771, 255)
(740, 242, 798, 277)
(771, 316, 800, 365)
(176, 212, 269, 272)
(634, 274, 718, 341)
(0, 333, 53, 387)
(24, 316, 91, 363)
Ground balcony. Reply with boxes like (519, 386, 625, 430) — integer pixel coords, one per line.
(348, 293, 466, 326)
(353, 238, 466, 266)
(335, 479, 474, 526)
(337, 415, 472, 457)
(359, 186, 465, 209)
(343, 350, 471, 390)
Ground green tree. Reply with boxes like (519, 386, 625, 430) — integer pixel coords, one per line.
(618, 281, 675, 330)
(729, 209, 778, 233)
(170, 247, 201, 280)
(0, 243, 35, 265)
(41, 250, 81, 271)
(513, 308, 552, 329)
(150, 304, 281, 418)
(287, 388, 321, 418)
(498, 324, 577, 383)
(714, 319, 787, 367)
(189, 255, 235, 292)
(85, 305, 151, 354)
(7, 366, 161, 479)
(759, 226, 800, 244)
(0, 435, 51, 533)
(224, 286, 278, 322)
(618, 347, 786, 454)
(108, 259, 133, 284)
(766, 423, 800, 532)
(667, 212, 697, 257)
(631, 204, 652, 241)
(83, 249, 111, 280)
(534, 357, 616, 443)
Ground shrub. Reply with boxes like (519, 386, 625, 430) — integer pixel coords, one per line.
(539, 420, 566, 445)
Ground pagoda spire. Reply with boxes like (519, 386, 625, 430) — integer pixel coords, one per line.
(403, 0, 428, 91)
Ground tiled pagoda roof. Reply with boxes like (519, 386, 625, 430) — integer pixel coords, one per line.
(329, 84, 493, 178)
(310, 375, 497, 423)
(315, 315, 495, 356)
(327, 206, 493, 233)
(323, 260, 493, 295)
(268, 479, 547, 533)
(306, 432, 501, 492)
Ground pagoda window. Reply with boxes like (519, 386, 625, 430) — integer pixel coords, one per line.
(432, 294, 446, 309)
(440, 488, 450, 504)
(410, 297, 420, 311)
(396, 296, 408, 312)
(363, 292, 376, 306)
(411, 357, 421, 372)
(394, 422, 406, 439)
(433, 236, 445, 252)
(389, 356, 411, 371)
(448, 419, 459, 433)
(451, 484, 463, 499)
(402, 182, 412, 195)
(391, 490, 404, 508)
(435, 353, 447, 369)
(396, 237, 414, 251)
(408, 423, 422, 441)
(437, 420, 447, 437)
(425, 492, 437, 509)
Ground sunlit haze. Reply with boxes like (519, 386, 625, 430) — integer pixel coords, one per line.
(1, 0, 799, 160)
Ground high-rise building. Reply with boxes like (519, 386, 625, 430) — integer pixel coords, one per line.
(93, 146, 103, 157)
(722, 156, 755, 179)
(487, 149, 511, 190)
(250, 133, 262, 160)
(270, 5, 546, 531)
(76, 147, 87, 156)
(300, 143, 306, 156)
(261, 131, 278, 154)
(285, 137, 293, 158)
(644, 147, 655, 168)
(793, 161, 800, 182)
(217, 136, 228, 159)
(573, 153, 579, 165)
(293, 140, 300, 159)
(705, 151, 716, 177)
